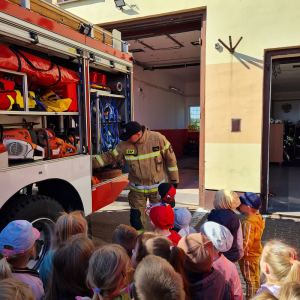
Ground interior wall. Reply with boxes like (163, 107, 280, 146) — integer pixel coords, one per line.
(132, 65, 186, 155)
(132, 67, 201, 156)
(133, 65, 185, 130)
(272, 100, 300, 123)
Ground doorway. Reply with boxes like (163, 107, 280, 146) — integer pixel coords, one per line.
(102, 9, 206, 206)
(262, 49, 300, 215)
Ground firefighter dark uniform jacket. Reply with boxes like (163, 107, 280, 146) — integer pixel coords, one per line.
(92, 126, 179, 192)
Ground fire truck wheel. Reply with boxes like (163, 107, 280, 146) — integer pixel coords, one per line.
(0, 194, 64, 270)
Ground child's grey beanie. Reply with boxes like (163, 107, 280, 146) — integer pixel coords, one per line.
(173, 207, 192, 229)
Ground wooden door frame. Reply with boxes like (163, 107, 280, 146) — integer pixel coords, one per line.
(261, 47, 300, 213)
(199, 10, 206, 207)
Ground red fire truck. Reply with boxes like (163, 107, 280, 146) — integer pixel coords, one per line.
(0, 0, 132, 268)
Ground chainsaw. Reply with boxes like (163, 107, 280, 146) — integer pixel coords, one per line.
(35, 129, 76, 159)
(2, 128, 45, 160)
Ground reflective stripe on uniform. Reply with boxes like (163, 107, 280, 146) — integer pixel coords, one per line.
(162, 141, 170, 152)
(130, 186, 158, 193)
(125, 151, 160, 161)
(113, 147, 119, 157)
(168, 166, 178, 172)
(129, 178, 166, 193)
(95, 155, 104, 167)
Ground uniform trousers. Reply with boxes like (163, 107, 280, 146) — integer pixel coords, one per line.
(128, 190, 159, 232)
(238, 258, 260, 300)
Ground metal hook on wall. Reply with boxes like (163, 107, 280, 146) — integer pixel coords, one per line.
(218, 36, 243, 53)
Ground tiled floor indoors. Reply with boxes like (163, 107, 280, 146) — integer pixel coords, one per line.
(268, 163, 300, 215)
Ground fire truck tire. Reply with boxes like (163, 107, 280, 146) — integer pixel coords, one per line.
(0, 194, 64, 270)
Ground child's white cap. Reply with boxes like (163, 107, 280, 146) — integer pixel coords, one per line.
(200, 221, 233, 253)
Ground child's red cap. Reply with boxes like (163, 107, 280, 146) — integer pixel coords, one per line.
(149, 204, 175, 229)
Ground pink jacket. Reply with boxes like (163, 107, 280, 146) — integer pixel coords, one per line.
(213, 254, 243, 300)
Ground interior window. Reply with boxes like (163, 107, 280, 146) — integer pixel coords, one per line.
(189, 106, 200, 130)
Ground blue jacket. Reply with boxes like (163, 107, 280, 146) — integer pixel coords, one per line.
(39, 250, 55, 290)
(207, 209, 240, 262)
(188, 268, 232, 300)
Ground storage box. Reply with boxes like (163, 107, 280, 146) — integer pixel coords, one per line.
(51, 83, 78, 112)
(0, 151, 8, 169)
(90, 72, 106, 86)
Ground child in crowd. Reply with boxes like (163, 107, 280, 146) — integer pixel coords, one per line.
(255, 239, 300, 297)
(0, 220, 44, 300)
(206, 189, 243, 262)
(39, 210, 88, 290)
(112, 224, 138, 258)
(200, 221, 243, 300)
(0, 278, 35, 300)
(144, 235, 191, 300)
(44, 236, 95, 300)
(238, 192, 265, 299)
(252, 291, 277, 300)
(87, 244, 131, 300)
(178, 233, 232, 300)
(133, 255, 185, 300)
(147, 203, 181, 246)
(112, 224, 138, 286)
(131, 232, 157, 269)
(173, 207, 196, 237)
(252, 282, 300, 300)
(277, 281, 300, 300)
(157, 183, 176, 208)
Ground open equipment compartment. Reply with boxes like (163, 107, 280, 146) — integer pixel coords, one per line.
(0, 42, 88, 168)
(89, 57, 132, 184)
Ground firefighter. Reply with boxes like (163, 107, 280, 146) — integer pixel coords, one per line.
(92, 121, 179, 233)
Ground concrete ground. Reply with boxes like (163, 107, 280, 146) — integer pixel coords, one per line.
(269, 163, 300, 216)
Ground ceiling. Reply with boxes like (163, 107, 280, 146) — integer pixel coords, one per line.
(128, 30, 200, 74)
(155, 65, 200, 82)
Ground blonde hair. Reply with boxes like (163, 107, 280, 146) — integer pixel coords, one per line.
(87, 244, 130, 300)
(252, 291, 277, 300)
(277, 281, 300, 300)
(133, 255, 185, 300)
(0, 278, 35, 300)
(213, 189, 240, 210)
(55, 210, 88, 247)
(262, 240, 300, 285)
(0, 243, 35, 280)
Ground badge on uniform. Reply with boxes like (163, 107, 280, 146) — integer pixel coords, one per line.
(169, 145, 174, 153)
(126, 149, 135, 155)
(152, 146, 159, 151)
